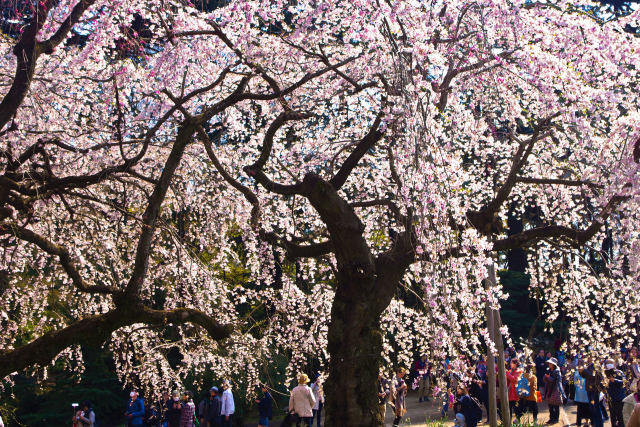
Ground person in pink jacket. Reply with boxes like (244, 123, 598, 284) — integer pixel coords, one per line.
(506, 359, 523, 421)
(289, 374, 316, 427)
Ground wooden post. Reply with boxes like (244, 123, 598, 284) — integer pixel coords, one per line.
(488, 262, 511, 427)
(494, 309, 511, 427)
(485, 289, 498, 427)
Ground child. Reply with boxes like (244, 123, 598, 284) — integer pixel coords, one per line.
(441, 387, 453, 417)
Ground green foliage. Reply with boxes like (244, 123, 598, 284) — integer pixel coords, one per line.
(498, 270, 539, 340)
(2, 346, 128, 427)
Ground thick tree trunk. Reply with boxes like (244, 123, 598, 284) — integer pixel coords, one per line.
(303, 174, 413, 427)
(324, 280, 386, 426)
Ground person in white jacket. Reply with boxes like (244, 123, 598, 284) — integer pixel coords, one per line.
(289, 373, 316, 427)
(220, 380, 235, 427)
(310, 375, 324, 427)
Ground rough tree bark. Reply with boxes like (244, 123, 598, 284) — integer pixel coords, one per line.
(302, 173, 414, 427)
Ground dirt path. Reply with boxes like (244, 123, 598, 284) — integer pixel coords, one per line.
(384, 390, 613, 427)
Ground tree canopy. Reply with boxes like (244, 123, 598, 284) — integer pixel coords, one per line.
(1, 0, 640, 425)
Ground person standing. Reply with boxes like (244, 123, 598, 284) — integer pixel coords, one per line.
(73, 401, 95, 427)
(198, 387, 221, 427)
(519, 364, 539, 423)
(289, 373, 316, 427)
(414, 355, 430, 402)
(179, 391, 196, 427)
(310, 375, 324, 427)
(629, 356, 640, 393)
(220, 380, 235, 427)
(160, 392, 171, 427)
(392, 367, 407, 427)
(605, 360, 626, 427)
(534, 350, 547, 392)
(543, 357, 565, 425)
(166, 391, 182, 427)
(574, 361, 590, 427)
(377, 372, 390, 422)
(579, 359, 604, 427)
(126, 391, 145, 427)
(256, 384, 273, 427)
(506, 359, 523, 420)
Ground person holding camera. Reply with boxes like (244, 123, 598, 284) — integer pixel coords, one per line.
(605, 360, 626, 427)
(579, 359, 605, 427)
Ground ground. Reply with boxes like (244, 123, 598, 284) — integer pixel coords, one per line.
(246, 389, 613, 426)
(383, 390, 611, 427)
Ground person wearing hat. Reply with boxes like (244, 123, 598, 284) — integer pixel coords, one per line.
(220, 380, 235, 427)
(543, 357, 565, 424)
(605, 360, 626, 427)
(289, 373, 316, 427)
(125, 391, 145, 426)
(198, 386, 222, 427)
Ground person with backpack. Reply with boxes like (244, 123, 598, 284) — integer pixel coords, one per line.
(199, 387, 222, 427)
(518, 364, 539, 423)
(605, 360, 626, 427)
(454, 384, 482, 427)
(256, 384, 273, 427)
(179, 391, 196, 427)
(126, 391, 145, 427)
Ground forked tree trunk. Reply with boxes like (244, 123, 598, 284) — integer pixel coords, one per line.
(304, 174, 412, 427)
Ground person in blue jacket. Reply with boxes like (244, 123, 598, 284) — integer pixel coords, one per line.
(125, 390, 145, 426)
(256, 384, 273, 427)
(606, 360, 627, 427)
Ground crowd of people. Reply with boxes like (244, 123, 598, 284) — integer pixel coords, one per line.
(108, 374, 323, 427)
(67, 345, 640, 427)
(376, 346, 640, 427)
